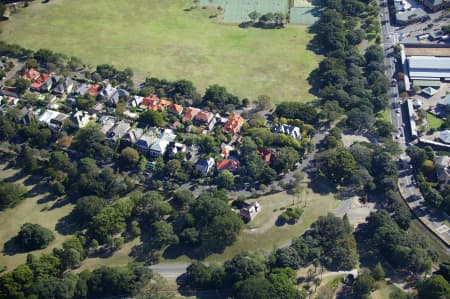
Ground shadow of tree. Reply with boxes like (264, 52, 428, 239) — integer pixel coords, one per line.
(55, 214, 79, 236)
(26, 183, 49, 198)
(23, 175, 42, 187)
(87, 247, 115, 259)
(3, 170, 27, 183)
(308, 176, 337, 196)
(37, 193, 58, 205)
(49, 196, 73, 210)
(2, 237, 28, 256)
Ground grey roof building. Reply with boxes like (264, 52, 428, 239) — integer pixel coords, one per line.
(396, 8, 428, 25)
(440, 130, 450, 144)
(106, 120, 131, 145)
(53, 77, 74, 95)
(408, 56, 450, 80)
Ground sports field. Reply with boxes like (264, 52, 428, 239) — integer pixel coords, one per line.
(0, 0, 319, 103)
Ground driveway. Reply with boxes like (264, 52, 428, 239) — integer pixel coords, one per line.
(2, 58, 23, 82)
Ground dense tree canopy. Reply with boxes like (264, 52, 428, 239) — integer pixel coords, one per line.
(0, 181, 27, 210)
(16, 223, 55, 251)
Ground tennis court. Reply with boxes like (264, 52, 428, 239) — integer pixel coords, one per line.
(290, 7, 320, 25)
(199, 0, 289, 22)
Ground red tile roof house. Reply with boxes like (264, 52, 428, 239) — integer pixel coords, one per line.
(223, 113, 245, 135)
(216, 159, 240, 173)
(30, 73, 51, 91)
(258, 148, 272, 165)
(21, 68, 40, 81)
(151, 99, 172, 112)
(182, 107, 201, 123)
(141, 95, 160, 110)
(168, 104, 184, 115)
(87, 84, 101, 97)
(193, 111, 216, 131)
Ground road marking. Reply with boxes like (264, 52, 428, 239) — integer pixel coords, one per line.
(436, 225, 449, 233)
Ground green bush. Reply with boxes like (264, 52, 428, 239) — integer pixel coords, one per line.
(16, 223, 55, 251)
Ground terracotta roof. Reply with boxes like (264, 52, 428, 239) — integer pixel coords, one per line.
(216, 159, 240, 172)
(223, 113, 245, 134)
(258, 148, 272, 164)
(182, 107, 201, 122)
(169, 104, 183, 114)
(30, 73, 51, 89)
(195, 111, 214, 122)
(87, 84, 100, 97)
(142, 95, 160, 109)
(221, 147, 230, 159)
(159, 99, 172, 107)
(22, 68, 40, 81)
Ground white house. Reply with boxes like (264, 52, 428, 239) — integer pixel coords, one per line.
(128, 95, 144, 107)
(38, 109, 69, 132)
(195, 157, 215, 176)
(72, 111, 97, 129)
(273, 124, 302, 140)
(149, 129, 177, 157)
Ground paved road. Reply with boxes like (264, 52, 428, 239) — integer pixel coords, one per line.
(379, 0, 450, 250)
(149, 263, 191, 278)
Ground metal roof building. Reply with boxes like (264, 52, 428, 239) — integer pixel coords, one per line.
(408, 56, 450, 80)
(407, 98, 418, 139)
(440, 130, 450, 144)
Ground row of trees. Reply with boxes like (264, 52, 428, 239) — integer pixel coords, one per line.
(290, 213, 359, 270)
(407, 145, 450, 214)
(0, 259, 156, 299)
(184, 214, 359, 298)
(364, 210, 437, 274)
(185, 251, 307, 299)
(68, 188, 243, 262)
(310, 0, 389, 131)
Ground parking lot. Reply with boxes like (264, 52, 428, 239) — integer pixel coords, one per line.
(395, 7, 449, 42)
(415, 82, 450, 112)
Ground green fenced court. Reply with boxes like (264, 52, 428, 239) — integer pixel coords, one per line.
(199, 0, 289, 22)
(290, 7, 320, 25)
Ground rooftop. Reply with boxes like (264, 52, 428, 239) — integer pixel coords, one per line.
(440, 130, 450, 144)
(396, 8, 427, 22)
(441, 95, 450, 106)
(408, 56, 450, 79)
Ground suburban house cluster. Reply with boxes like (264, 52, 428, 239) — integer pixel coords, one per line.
(0, 65, 303, 181)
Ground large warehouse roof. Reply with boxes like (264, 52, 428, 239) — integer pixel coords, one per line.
(408, 56, 450, 79)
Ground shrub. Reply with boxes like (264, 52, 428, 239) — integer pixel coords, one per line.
(16, 223, 55, 250)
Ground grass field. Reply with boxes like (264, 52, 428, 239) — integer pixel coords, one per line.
(0, 166, 74, 271)
(76, 190, 338, 268)
(371, 281, 402, 299)
(1, 0, 319, 103)
(163, 190, 339, 263)
(426, 112, 444, 130)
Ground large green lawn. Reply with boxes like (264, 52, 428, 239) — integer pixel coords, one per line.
(0, 167, 74, 271)
(78, 190, 338, 267)
(1, 0, 319, 103)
